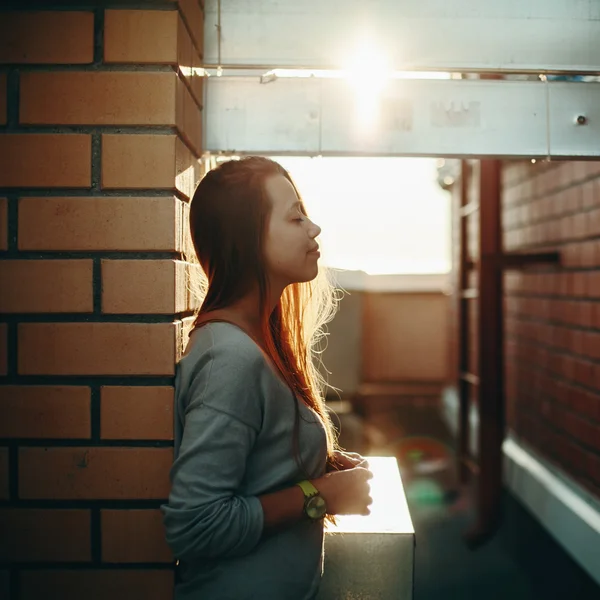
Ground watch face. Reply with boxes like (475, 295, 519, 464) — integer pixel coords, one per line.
(306, 495, 327, 520)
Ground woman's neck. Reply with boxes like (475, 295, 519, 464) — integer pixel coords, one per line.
(207, 285, 283, 345)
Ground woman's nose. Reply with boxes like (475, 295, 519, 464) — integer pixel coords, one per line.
(309, 221, 322, 238)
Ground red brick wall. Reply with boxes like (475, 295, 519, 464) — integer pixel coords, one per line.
(503, 160, 600, 499)
(0, 4, 203, 598)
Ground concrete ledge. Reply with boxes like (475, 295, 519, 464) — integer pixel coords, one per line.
(442, 387, 600, 587)
(319, 457, 415, 599)
(503, 436, 600, 587)
(332, 270, 450, 293)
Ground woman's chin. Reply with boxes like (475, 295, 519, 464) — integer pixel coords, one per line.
(292, 267, 319, 284)
(306, 265, 319, 282)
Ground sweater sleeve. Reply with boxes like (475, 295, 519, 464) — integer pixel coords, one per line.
(161, 343, 266, 560)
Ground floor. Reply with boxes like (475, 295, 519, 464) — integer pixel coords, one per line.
(332, 398, 596, 600)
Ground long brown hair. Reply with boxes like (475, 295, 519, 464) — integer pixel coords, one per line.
(187, 156, 341, 480)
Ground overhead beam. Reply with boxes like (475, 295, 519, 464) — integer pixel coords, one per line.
(204, 78, 600, 158)
(204, 0, 600, 74)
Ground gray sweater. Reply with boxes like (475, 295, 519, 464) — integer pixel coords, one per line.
(161, 322, 328, 600)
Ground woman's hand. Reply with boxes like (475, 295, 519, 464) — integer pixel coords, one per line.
(313, 466, 373, 516)
(327, 449, 369, 472)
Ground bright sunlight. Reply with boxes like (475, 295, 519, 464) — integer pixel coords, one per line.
(272, 156, 451, 275)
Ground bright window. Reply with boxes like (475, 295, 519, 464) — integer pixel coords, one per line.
(272, 156, 451, 275)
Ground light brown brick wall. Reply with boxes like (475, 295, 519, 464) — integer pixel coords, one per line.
(0, 4, 204, 598)
(503, 161, 600, 498)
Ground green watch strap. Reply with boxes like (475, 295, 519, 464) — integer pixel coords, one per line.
(296, 480, 319, 498)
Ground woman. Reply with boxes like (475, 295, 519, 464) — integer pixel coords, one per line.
(161, 156, 373, 600)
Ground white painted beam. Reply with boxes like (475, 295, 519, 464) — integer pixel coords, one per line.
(204, 77, 600, 158)
(204, 0, 600, 73)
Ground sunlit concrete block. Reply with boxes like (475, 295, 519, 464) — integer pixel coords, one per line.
(319, 457, 415, 599)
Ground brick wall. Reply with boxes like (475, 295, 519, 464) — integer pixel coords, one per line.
(0, 4, 203, 599)
(503, 160, 600, 499)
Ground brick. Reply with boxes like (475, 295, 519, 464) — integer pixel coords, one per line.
(18, 197, 180, 252)
(0, 260, 93, 313)
(21, 72, 177, 126)
(177, 15, 194, 96)
(0, 134, 91, 188)
(594, 240, 600, 268)
(175, 136, 201, 200)
(102, 134, 200, 198)
(101, 509, 172, 562)
(102, 259, 193, 314)
(19, 447, 172, 500)
(182, 260, 200, 312)
(177, 317, 196, 358)
(556, 162, 576, 188)
(0, 509, 90, 562)
(0, 447, 8, 500)
(0, 323, 7, 376)
(190, 43, 204, 107)
(581, 180, 596, 209)
(0, 12, 94, 64)
(18, 323, 177, 376)
(100, 386, 174, 440)
(591, 179, 600, 209)
(593, 303, 600, 329)
(0, 72, 6, 125)
(0, 198, 7, 250)
(589, 208, 600, 237)
(176, 78, 202, 156)
(105, 9, 178, 64)
(574, 161, 600, 181)
(20, 570, 174, 600)
(179, 0, 204, 55)
(0, 386, 91, 439)
(587, 270, 600, 299)
(180, 200, 193, 257)
(102, 134, 175, 190)
(584, 332, 600, 360)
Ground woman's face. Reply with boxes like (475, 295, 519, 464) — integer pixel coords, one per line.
(263, 174, 322, 287)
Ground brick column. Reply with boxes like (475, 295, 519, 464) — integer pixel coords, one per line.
(0, 4, 203, 599)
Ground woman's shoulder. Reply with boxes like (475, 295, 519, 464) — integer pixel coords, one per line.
(175, 323, 268, 430)
(179, 321, 265, 372)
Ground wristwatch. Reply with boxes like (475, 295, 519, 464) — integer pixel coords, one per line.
(296, 480, 327, 521)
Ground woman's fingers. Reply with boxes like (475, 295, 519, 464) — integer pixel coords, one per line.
(333, 450, 370, 471)
(347, 453, 369, 469)
(340, 451, 361, 462)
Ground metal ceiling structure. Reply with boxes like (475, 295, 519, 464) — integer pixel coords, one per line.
(202, 0, 600, 158)
(203, 0, 600, 74)
(204, 77, 600, 158)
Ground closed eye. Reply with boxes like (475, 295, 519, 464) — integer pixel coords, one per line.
(289, 201, 308, 220)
